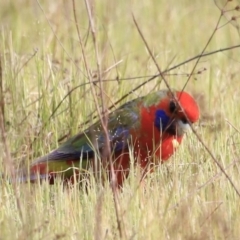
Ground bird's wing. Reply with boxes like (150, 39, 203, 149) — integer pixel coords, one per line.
(33, 98, 141, 164)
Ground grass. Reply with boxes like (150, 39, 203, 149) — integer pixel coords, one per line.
(1, 0, 240, 239)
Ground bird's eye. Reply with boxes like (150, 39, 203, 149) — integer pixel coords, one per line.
(169, 101, 176, 113)
(181, 117, 188, 124)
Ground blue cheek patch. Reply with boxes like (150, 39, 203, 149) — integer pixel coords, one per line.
(154, 110, 170, 132)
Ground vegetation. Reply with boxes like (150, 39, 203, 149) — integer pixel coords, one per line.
(1, 0, 240, 239)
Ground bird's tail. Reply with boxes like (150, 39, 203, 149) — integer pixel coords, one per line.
(1, 168, 50, 184)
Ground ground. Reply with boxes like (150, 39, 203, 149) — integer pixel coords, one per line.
(1, 0, 240, 239)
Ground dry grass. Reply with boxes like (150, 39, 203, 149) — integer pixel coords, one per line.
(1, 0, 240, 239)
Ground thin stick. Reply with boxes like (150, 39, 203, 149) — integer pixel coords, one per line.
(200, 202, 223, 227)
(181, 11, 223, 93)
(0, 52, 4, 121)
(0, 55, 24, 223)
(84, 0, 124, 238)
(132, 12, 240, 197)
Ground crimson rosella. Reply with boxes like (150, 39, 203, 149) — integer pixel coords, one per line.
(20, 89, 200, 186)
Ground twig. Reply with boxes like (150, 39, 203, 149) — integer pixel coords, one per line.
(36, 0, 87, 78)
(21, 43, 240, 145)
(200, 202, 223, 227)
(84, 0, 124, 238)
(131, 11, 240, 198)
(0, 52, 4, 122)
(0, 55, 24, 223)
(181, 10, 223, 93)
(226, 119, 240, 134)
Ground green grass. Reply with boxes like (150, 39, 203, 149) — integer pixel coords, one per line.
(1, 0, 240, 239)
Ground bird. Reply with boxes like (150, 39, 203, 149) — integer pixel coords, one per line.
(18, 89, 200, 186)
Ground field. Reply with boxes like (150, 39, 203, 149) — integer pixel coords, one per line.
(1, 0, 240, 239)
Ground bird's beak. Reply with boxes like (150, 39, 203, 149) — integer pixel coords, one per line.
(175, 119, 191, 136)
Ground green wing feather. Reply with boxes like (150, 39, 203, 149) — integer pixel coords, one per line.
(33, 97, 142, 165)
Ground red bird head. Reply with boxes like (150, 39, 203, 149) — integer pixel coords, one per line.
(152, 90, 200, 137)
(139, 89, 200, 164)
